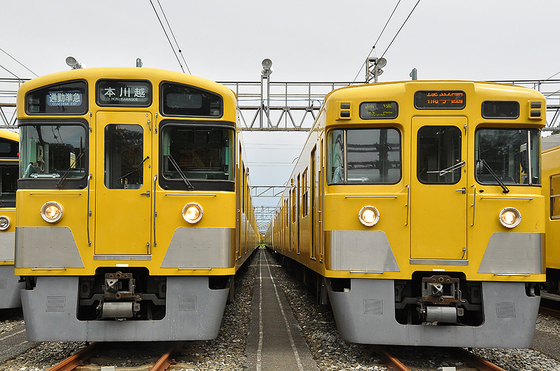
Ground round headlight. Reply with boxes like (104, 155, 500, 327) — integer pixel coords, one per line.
(499, 207, 521, 228)
(0, 216, 11, 231)
(182, 203, 203, 224)
(358, 206, 380, 227)
(41, 201, 63, 224)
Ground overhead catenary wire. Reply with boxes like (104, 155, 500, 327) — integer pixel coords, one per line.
(155, 0, 191, 74)
(351, 0, 403, 84)
(352, 0, 421, 84)
(0, 47, 39, 78)
(149, 0, 191, 74)
(378, 0, 421, 61)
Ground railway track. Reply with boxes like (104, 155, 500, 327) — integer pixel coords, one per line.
(540, 292, 560, 319)
(371, 345, 508, 371)
(47, 342, 186, 371)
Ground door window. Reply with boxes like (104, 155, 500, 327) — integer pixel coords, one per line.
(104, 124, 144, 189)
(417, 126, 462, 184)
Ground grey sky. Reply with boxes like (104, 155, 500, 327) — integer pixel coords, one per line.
(2, 0, 560, 213)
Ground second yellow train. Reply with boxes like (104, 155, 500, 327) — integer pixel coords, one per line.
(266, 80, 546, 348)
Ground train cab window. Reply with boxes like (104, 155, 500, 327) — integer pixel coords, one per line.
(160, 125, 235, 191)
(19, 124, 87, 189)
(0, 163, 18, 207)
(417, 126, 462, 184)
(0, 137, 18, 158)
(327, 128, 401, 185)
(475, 129, 540, 186)
(160, 82, 223, 117)
(104, 124, 144, 189)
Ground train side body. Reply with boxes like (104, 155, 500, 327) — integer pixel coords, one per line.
(542, 137, 560, 293)
(0, 130, 22, 309)
(268, 81, 545, 348)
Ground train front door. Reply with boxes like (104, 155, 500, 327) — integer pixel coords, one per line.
(95, 112, 153, 256)
(410, 117, 468, 261)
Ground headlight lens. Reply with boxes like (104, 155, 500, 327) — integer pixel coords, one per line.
(0, 216, 10, 231)
(182, 203, 203, 224)
(358, 206, 380, 227)
(499, 207, 521, 228)
(41, 201, 63, 223)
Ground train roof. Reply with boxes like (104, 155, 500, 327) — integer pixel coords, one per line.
(17, 67, 236, 102)
(543, 134, 560, 151)
(324, 80, 544, 101)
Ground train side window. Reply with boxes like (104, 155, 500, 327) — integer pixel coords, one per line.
(551, 174, 560, 219)
(417, 126, 462, 184)
(327, 128, 401, 184)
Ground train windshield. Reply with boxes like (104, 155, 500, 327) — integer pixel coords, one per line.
(475, 128, 540, 186)
(160, 125, 234, 187)
(0, 137, 18, 207)
(327, 128, 401, 184)
(19, 124, 87, 182)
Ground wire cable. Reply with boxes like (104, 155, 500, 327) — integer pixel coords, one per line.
(156, 0, 191, 74)
(149, 0, 186, 73)
(0, 63, 21, 79)
(0, 47, 38, 78)
(351, 0, 403, 84)
(379, 0, 421, 60)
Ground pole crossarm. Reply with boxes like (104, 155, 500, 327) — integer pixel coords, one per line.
(251, 185, 287, 198)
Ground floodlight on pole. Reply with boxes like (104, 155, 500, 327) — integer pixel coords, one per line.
(366, 57, 387, 83)
(261, 58, 273, 78)
(260, 59, 273, 129)
(65, 56, 84, 70)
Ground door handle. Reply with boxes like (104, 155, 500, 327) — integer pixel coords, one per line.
(140, 190, 151, 197)
(456, 187, 466, 194)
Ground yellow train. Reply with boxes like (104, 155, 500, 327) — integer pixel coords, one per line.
(0, 129, 22, 309)
(266, 81, 546, 348)
(15, 67, 258, 341)
(542, 135, 560, 295)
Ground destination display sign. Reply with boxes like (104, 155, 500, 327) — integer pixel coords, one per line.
(359, 101, 398, 119)
(414, 90, 466, 109)
(26, 80, 88, 114)
(97, 80, 151, 107)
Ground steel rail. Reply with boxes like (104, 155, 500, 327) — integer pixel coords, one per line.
(370, 345, 411, 371)
(453, 348, 508, 371)
(149, 342, 184, 371)
(47, 343, 98, 371)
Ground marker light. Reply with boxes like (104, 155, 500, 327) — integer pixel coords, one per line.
(0, 216, 10, 231)
(499, 207, 521, 228)
(182, 203, 203, 224)
(41, 201, 63, 223)
(358, 206, 380, 227)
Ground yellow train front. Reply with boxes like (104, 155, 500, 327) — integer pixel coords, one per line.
(0, 129, 22, 309)
(15, 67, 258, 341)
(268, 81, 545, 348)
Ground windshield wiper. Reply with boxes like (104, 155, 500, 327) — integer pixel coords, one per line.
(56, 152, 85, 189)
(438, 160, 465, 176)
(118, 156, 149, 183)
(166, 154, 194, 190)
(478, 159, 509, 194)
